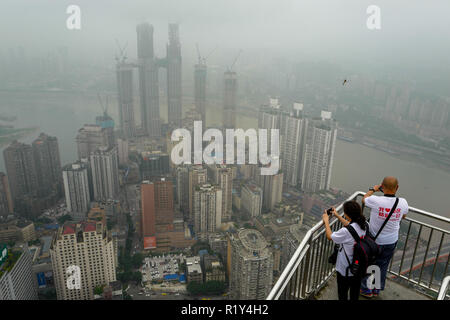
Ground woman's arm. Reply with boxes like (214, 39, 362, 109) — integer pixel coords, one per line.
(332, 207, 350, 226)
(322, 211, 333, 240)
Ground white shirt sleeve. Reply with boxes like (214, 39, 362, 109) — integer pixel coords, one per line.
(403, 199, 409, 217)
(364, 195, 377, 208)
(331, 228, 350, 244)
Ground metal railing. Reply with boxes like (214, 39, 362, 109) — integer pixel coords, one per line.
(267, 191, 450, 300)
(437, 276, 450, 300)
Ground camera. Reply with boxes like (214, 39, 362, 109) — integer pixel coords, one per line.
(327, 208, 333, 216)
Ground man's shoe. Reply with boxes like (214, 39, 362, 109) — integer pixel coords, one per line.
(372, 289, 380, 297)
(360, 289, 373, 298)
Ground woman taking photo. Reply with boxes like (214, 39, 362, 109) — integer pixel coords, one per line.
(322, 200, 367, 301)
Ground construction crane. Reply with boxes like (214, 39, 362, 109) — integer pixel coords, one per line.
(228, 49, 242, 72)
(196, 43, 218, 65)
(196, 43, 203, 65)
(97, 93, 109, 116)
(115, 39, 128, 64)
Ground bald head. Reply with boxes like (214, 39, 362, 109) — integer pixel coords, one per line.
(382, 176, 399, 193)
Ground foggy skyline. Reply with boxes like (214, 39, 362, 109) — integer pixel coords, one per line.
(1, 0, 450, 73)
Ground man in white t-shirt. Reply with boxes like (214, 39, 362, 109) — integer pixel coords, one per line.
(360, 176, 408, 298)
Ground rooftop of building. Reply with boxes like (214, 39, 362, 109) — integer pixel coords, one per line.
(63, 161, 88, 171)
(40, 236, 53, 255)
(0, 218, 33, 230)
(78, 124, 103, 132)
(237, 229, 268, 251)
(287, 223, 308, 242)
(61, 221, 100, 235)
(0, 247, 23, 279)
(242, 181, 262, 195)
(203, 254, 224, 271)
(186, 256, 202, 274)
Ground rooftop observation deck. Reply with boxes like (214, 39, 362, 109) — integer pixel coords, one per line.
(267, 191, 450, 300)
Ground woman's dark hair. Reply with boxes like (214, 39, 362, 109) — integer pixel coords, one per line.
(343, 200, 366, 230)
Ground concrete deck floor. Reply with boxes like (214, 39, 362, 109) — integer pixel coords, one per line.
(315, 274, 431, 300)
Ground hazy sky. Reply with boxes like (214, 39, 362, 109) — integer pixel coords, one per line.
(1, 0, 450, 75)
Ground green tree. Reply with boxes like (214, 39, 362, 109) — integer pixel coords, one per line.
(94, 285, 104, 295)
(57, 214, 72, 225)
(131, 253, 144, 268)
(187, 281, 227, 296)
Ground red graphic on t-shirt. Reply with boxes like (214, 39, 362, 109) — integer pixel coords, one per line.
(378, 207, 401, 220)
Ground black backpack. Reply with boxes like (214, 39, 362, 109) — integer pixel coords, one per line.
(342, 197, 399, 277)
(343, 223, 380, 278)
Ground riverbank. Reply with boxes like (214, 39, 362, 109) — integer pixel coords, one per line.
(337, 128, 450, 173)
(0, 126, 40, 148)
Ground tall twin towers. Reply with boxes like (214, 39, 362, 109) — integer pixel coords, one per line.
(116, 23, 182, 139)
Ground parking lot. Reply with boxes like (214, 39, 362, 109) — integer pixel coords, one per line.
(127, 283, 188, 300)
(141, 254, 184, 282)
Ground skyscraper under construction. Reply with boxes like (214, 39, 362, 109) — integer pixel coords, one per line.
(166, 23, 182, 128)
(223, 71, 237, 129)
(116, 60, 136, 139)
(137, 22, 161, 137)
(194, 62, 207, 124)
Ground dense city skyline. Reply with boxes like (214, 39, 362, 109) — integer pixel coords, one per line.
(0, 1, 449, 304)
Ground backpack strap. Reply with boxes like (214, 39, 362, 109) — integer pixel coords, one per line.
(341, 245, 352, 277)
(374, 197, 399, 240)
(345, 224, 362, 243)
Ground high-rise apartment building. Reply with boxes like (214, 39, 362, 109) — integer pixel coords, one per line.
(258, 101, 337, 192)
(193, 184, 222, 240)
(241, 181, 263, 218)
(258, 98, 283, 130)
(281, 224, 305, 272)
(229, 229, 273, 300)
(137, 22, 161, 138)
(281, 103, 307, 187)
(223, 71, 237, 129)
(76, 124, 112, 159)
(176, 166, 189, 216)
(0, 172, 14, 216)
(90, 146, 119, 201)
(116, 62, 136, 138)
(32, 133, 62, 197)
(50, 221, 117, 300)
(207, 165, 233, 222)
(300, 111, 337, 192)
(261, 171, 283, 211)
(62, 162, 91, 219)
(95, 111, 115, 148)
(117, 138, 129, 165)
(188, 165, 208, 223)
(0, 247, 38, 300)
(258, 98, 287, 154)
(3, 140, 38, 201)
(194, 62, 207, 124)
(141, 181, 156, 239)
(167, 23, 182, 128)
(140, 179, 192, 251)
(140, 179, 175, 239)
